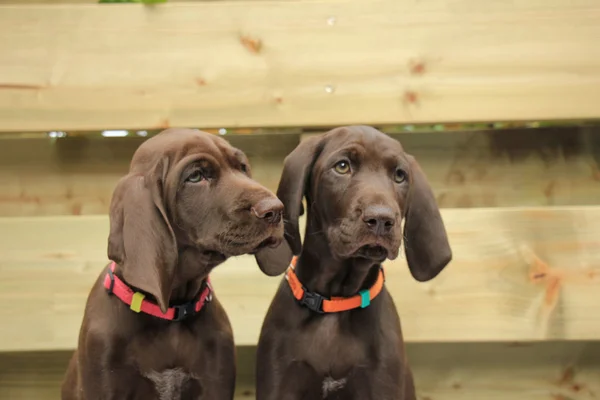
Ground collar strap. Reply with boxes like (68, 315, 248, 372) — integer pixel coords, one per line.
(285, 257, 385, 313)
(103, 262, 212, 322)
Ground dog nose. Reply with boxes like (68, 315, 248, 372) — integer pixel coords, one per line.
(251, 197, 284, 225)
(363, 205, 395, 236)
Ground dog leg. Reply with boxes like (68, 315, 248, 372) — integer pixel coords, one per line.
(199, 368, 235, 400)
(198, 340, 236, 400)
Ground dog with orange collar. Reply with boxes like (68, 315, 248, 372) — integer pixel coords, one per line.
(255, 126, 452, 400)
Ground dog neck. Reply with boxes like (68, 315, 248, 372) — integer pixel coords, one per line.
(169, 246, 219, 304)
(295, 228, 382, 298)
(113, 246, 217, 307)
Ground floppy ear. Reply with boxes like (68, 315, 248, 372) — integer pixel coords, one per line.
(255, 135, 324, 276)
(403, 155, 452, 282)
(107, 160, 177, 313)
(254, 242, 294, 277)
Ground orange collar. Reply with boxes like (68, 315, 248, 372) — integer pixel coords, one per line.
(285, 257, 385, 313)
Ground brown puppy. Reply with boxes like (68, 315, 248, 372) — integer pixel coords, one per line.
(255, 126, 452, 400)
(62, 128, 284, 400)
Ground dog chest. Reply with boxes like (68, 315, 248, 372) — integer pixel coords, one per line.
(143, 368, 201, 400)
(130, 324, 229, 399)
(302, 315, 367, 374)
(321, 376, 348, 398)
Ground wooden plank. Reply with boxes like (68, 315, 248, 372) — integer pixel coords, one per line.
(0, 0, 221, 3)
(397, 126, 600, 208)
(1, 206, 600, 351)
(0, 133, 299, 216)
(2, 126, 600, 217)
(2, 342, 599, 400)
(407, 342, 600, 400)
(0, 0, 257, 3)
(1, 1, 600, 132)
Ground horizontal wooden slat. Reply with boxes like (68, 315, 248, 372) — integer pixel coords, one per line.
(396, 126, 600, 208)
(2, 127, 600, 217)
(0, 0, 231, 3)
(1, 206, 600, 351)
(2, 342, 600, 400)
(1, 1, 600, 131)
(0, 133, 299, 216)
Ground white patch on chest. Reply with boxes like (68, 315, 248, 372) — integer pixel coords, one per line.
(322, 376, 347, 398)
(144, 368, 191, 400)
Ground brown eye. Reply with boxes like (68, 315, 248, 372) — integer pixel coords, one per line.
(240, 163, 249, 174)
(334, 160, 351, 175)
(186, 170, 204, 183)
(394, 168, 407, 183)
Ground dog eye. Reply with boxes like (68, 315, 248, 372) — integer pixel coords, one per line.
(334, 160, 351, 175)
(240, 163, 249, 174)
(394, 168, 407, 183)
(186, 170, 204, 183)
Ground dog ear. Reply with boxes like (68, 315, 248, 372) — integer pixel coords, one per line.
(255, 135, 324, 276)
(255, 242, 294, 277)
(403, 155, 452, 282)
(107, 159, 177, 313)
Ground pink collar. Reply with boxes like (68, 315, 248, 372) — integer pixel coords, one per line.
(103, 262, 212, 322)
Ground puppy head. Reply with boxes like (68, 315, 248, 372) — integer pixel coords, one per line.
(108, 128, 284, 312)
(259, 125, 451, 281)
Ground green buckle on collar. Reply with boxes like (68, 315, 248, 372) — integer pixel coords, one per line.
(359, 289, 370, 308)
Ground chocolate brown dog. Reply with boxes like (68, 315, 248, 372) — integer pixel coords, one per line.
(255, 126, 452, 400)
(62, 128, 284, 400)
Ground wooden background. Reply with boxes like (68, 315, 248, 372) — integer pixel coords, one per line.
(1, 0, 600, 399)
(1, 0, 600, 131)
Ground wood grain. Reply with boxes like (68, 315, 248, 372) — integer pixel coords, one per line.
(2, 342, 599, 400)
(1, 126, 600, 216)
(409, 342, 600, 400)
(1, 1, 600, 131)
(1, 206, 600, 351)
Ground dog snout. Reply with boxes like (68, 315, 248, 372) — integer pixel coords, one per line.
(362, 205, 395, 236)
(251, 197, 284, 225)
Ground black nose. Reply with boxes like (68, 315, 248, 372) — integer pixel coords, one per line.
(362, 205, 395, 236)
(251, 197, 283, 225)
